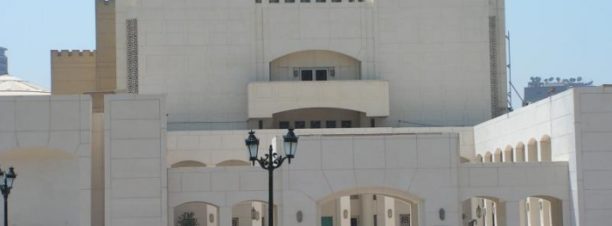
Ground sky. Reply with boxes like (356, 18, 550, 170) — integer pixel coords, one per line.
(0, 1, 611, 109)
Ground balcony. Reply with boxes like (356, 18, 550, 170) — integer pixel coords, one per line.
(247, 80, 389, 119)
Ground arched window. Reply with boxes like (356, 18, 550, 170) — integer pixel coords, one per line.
(515, 142, 526, 162)
(540, 135, 552, 162)
(503, 145, 514, 162)
(493, 149, 503, 163)
(171, 160, 207, 168)
(484, 152, 493, 163)
(527, 139, 538, 162)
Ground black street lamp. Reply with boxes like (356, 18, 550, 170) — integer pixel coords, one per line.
(0, 167, 16, 226)
(245, 129, 298, 226)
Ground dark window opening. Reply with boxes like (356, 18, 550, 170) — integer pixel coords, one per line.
(370, 118, 375, 127)
(316, 0, 326, 2)
(310, 121, 321, 128)
(301, 0, 310, 2)
(285, 0, 295, 2)
(316, 70, 328, 81)
(269, 0, 279, 2)
(295, 121, 306, 129)
(341, 120, 352, 128)
(258, 120, 263, 129)
(332, 0, 341, 2)
(279, 121, 290, 129)
(301, 70, 313, 81)
(326, 120, 337, 128)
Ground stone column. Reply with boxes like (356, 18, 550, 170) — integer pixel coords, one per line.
(338, 196, 351, 226)
(383, 197, 396, 226)
(527, 198, 541, 226)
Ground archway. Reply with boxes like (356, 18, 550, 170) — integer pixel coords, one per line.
(462, 197, 503, 226)
(539, 136, 551, 162)
(0, 148, 81, 226)
(171, 160, 207, 168)
(232, 200, 278, 226)
(515, 142, 526, 162)
(270, 50, 361, 81)
(519, 196, 562, 226)
(174, 202, 219, 226)
(527, 139, 538, 162)
(317, 188, 421, 226)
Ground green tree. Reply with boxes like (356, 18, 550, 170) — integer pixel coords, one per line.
(177, 212, 199, 226)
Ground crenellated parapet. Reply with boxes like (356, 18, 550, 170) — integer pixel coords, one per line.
(51, 50, 96, 57)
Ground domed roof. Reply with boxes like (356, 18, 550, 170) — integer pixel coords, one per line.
(0, 74, 50, 96)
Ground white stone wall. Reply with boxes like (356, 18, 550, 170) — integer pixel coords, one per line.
(573, 86, 612, 226)
(0, 95, 91, 226)
(115, 0, 506, 129)
(104, 94, 167, 226)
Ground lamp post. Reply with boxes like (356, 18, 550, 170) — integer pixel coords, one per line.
(245, 129, 298, 226)
(0, 167, 16, 226)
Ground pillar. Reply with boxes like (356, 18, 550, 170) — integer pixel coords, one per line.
(527, 198, 541, 226)
(384, 197, 396, 226)
(361, 194, 374, 226)
(338, 196, 350, 226)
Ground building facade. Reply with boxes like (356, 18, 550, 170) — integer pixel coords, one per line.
(1, 0, 612, 226)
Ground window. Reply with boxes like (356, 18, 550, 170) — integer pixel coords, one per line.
(316, 0, 326, 2)
(279, 121, 290, 129)
(258, 120, 263, 129)
(326, 120, 337, 128)
(301, 0, 310, 2)
(295, 121, 306, 129)
(232, 218, 239, 226)
(256, 0, 262, 3)
(310, 121, 321, 128)
(270, 0, 279, 2)
(315, 70, 328, 81)
(285, 0, 295, 2)
(373, 215, 378, 226)
(332, 0, 341, 2)
(370, 119, 375, 127)
(299, 67, 332, 81)
(341, 120, 352, 128)
(301, 70, 313, 81)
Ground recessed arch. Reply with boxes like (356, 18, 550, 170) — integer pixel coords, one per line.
(232, 200, 278, 226)
(174, 201, 219, 226)
(540, 135, 552, 162)
(527, 138, 538, 162)
(521, 195, 563, 226)
(474, 154, 484, 163)
(484, 152, 493, 163)
(493, 149, 503, 163)
(515, 142, 526, 162)
(503, 145, 514, 162)
(216, 159, 250, 167)
(272, 107, 365, 129)
(317, 187, 421, 226)
(171, 160, 207, 168)
(462, 196, 503, 226)
(269, 50, 361, 81)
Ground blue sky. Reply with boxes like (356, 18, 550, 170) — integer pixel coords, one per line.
(1, 1, 610, 108)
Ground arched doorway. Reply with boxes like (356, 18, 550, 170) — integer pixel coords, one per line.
(232, 200, 278, 226)
(317, 188, 420, 226)
(174, 202, 219, 226)
(462, 197, 502, 226)
(520, 196, 562, 226)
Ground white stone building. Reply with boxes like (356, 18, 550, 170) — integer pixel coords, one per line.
(0, 0, 611, 226)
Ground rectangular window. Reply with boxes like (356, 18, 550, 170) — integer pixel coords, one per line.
(326, 121, 337, 128)
(258, 120, 263, 129)
(270, 0, 279, 3)
(256, 0, 262, 3)
(286, 0, 295, 2)
(316, 0, 326, 2)
(301, 70, 313, 81)
(316, 70, 328, 81)
(295, 121, 306, 129)
(332, 0, 341, 2)
(370, 119, 375, 127)
(301, 0, 310, 2)
(341, 120, 352, 128)
(310, 121, 321, 128)
(373, 215, 378, 226)
(279, 121, 290, 129)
